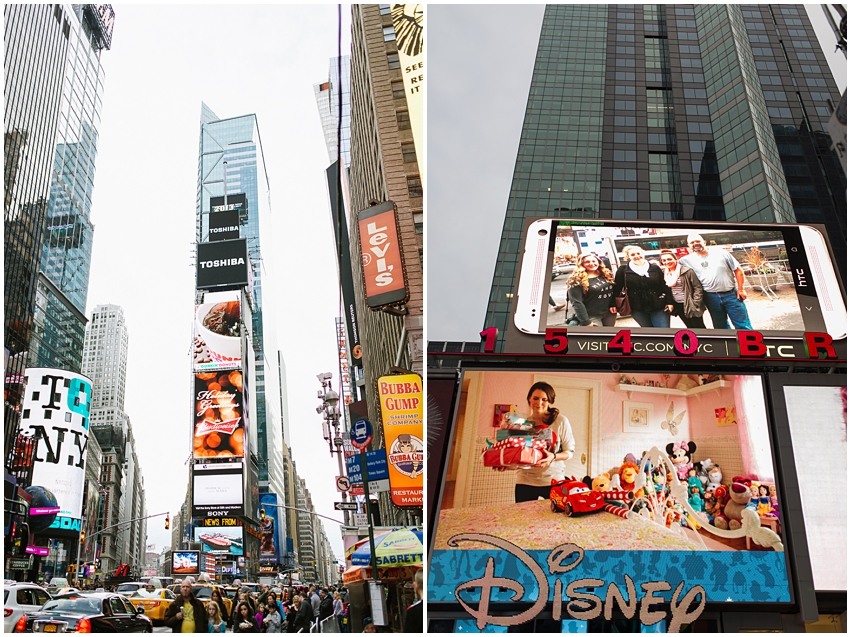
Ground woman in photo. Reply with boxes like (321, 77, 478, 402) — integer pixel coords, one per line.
(233, 602, 260, 633)
(659, 249, 706, 329)
(611, 245, 674, 328)
(513, 382, 575, 503)
(566, 253, 618, 326)
(206, 601, 227, 633)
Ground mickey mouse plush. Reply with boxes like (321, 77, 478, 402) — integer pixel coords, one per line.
(666, 441, 697, 481)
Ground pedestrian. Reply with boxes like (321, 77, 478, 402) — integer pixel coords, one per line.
(285, 597, 299, 633)
(231, 588, 256, 630)
(255, 602, 267, 633)
(678, 233, 753, 329)
(210, 588, 230, 626)
(164, 577, 209, 633)
(403, 569, 423, 633)
(266, 592, 285, 627)
(309, 586, 320, 619)
(206, 601, 227, 633)
(318, 588, 333, 623)
(362, 616, 377, 633)
(333, 591, 346, 632)
(233, 601, 260, 633)
(611, 245, 674, 327)
(658, 249, 706, 329)
(262, 597, 283, 633)
(565, 253, 617, 326)
(292, 595, 314, 633)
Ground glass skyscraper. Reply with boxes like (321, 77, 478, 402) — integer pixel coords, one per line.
(196, 104, 285, 499)
(484, 4, 846, 344)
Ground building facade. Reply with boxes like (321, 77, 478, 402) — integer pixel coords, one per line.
(348, 3, 424, 530)
(484, 4, 846, 343)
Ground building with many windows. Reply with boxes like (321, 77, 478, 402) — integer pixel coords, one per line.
(483, 5, 845, 344)
(347, 3, 424, 531)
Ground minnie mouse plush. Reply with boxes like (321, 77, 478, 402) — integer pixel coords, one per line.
(666, 441, 697, 481)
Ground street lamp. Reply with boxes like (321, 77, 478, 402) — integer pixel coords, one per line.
(317, 373, 349, 525)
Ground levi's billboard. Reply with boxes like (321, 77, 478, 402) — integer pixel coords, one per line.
(378, 373, 423, 507)
(196, 238, 249, 289)
(358, 201, 408, 308)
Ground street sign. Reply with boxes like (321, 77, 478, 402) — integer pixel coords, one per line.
(345, 449, 390, 484)
(353, 513, 369, 526)
(350, 419, 373, 451)
(336, 476, 351, 493)
(334, 502, 359, 511)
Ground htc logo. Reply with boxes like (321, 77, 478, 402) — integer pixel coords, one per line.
(795, 268, 808, 288)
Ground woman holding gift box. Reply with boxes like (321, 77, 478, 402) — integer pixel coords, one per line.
(513, 382, 576, 503)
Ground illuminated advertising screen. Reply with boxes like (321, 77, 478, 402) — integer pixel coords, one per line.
(378, 374, 424, 507)
(19, 368, 92, 521)
(258, 493, 280, 564)
(173, 550, 200, 575)
(193, 291, 242, 372)
(507, 220, 846, 359)
(193, 370, 245, 459)
(429, 369, 793, 630)
(209, 194, 245, 242)
(781, 382, 846, 592)
(192, 463, 243, 518)
(196, 238, 249, 289)
(391, 4, 424, 168)
(194, 525, 244, 557)
(358, 201, 408, 308)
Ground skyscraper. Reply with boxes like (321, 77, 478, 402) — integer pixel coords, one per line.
(348, 3, 424, 529)
(483, 4, 846, 345)
(81, 304, 146, 574)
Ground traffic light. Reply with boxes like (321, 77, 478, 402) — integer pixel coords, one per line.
(260, 508, 266, 521)
(80, 530, 86, 543)
(164, 514, 170, 530)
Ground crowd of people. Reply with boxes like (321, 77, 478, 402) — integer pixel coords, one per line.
(157, 574, 422, 633)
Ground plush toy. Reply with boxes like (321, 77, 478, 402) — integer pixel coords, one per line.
(703, 491, 720, 523)
(618, 461, 641, 494)
(688, 484, 704, 512)
(756, 484, 773, 516)
(714, 476, 752, 530)
(693, 461, 710, 490)
(706, 464, 723, 490)
(666, 441, 697, 481)
(583, 473, 612, 492)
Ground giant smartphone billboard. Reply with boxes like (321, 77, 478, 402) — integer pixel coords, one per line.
(192, 462, 244, 518)
(19, 368, 92, 521)
(510, 220, 845, 353)
(429, 369, 794, 630)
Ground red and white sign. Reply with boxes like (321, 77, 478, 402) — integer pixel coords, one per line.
(336, 476, 351, 492)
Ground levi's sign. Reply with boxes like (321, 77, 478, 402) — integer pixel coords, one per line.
(358, 201, 408, 308)
(197, 238, 249, 289)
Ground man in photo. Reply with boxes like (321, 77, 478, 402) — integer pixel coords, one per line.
(679, 233, 753, 330)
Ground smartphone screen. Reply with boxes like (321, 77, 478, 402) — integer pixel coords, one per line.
(513, 219, 846, 339)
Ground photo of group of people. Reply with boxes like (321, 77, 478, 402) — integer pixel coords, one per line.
(546, 224, 804, 332)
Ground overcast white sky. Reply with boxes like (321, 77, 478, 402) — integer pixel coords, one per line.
(428, 4, 847, 343)
(87, 5, 352, 559)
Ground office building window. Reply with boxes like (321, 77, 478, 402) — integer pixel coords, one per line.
(387, 53, 400, 69)
(396, 110, 411, 130)
(392, 81, 405, 99)
(407, 176, 423, 197)
(401, 143, 417, 163)
(383, 26, 396, 41)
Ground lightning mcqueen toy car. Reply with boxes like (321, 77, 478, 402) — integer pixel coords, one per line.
(550, 479, 634, 517)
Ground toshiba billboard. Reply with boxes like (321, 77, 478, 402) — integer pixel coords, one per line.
(358, 201, 408, 308)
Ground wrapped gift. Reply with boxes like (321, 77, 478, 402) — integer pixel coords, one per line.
(482, 436, 549, 467)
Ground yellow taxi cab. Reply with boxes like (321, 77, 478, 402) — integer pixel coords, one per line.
(128, 587, 176, 625)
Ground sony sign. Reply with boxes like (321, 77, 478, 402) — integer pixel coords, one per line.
(196, 238, 249, 290)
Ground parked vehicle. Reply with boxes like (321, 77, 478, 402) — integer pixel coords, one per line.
(11, 592, 153, 633)
(127, 588, 175, 625)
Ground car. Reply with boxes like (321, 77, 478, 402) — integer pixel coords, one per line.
(11, 591, 153, 633)
(115, 582, 152, 597)
(127, 588, 176, 625)
(4, 581, 51, 633)
(549, 479, 607, 516)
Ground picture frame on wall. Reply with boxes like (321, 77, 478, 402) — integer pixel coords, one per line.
(623, 401, 654, 433)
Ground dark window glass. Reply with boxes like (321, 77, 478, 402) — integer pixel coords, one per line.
(612, 209, 639, 219)
(616, 34, 635, 42)
(755, 60, 778, 70)
(613, 188, 638, 202)
(614, 132, 637, 143)
(614, 116, 637, 126)
(396, 110, 411, 130)
(788, 184, 817, 198)
(616, 58, 636, 67)
(401, 143, 417, 163)
(407, 176, 423, 197)
(614, 85, 636, 95)
(683, 88, 707, 99)
(676, 19, 696, 27)
(745, 22, 765, 30)
(806, 77, 827, 87)
(687, 122, 713, 134)
(767, 106, 793, 118)
(613, 150, 637, 161)
(391, 81, 405, 99)
(387, 53, 400, 69)
(615, 71, 636, 80)
(749, 34, 770, 43)
(792, 40, 812, 48)
(615, 100, 636, 110)
(613, 168, 637, 180)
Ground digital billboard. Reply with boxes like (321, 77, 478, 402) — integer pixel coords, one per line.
(378, 374, 423, 507)
(193, 291, 242, 372)
(192, 462, 244, 518)
(19, 368, 92, 521)
(193, 370, 245, 459)
(209, 194, 245, 242)
(781, 382, 846, 592)
(507, 220, 846, 359)
(173, 550, 200, 575)
(358, 201, 408, 309)
(194, 525, 244, 557)
(196, 238, 249, 290)
(258, 493, 280, 564)
(429, 369, 793, 630)
(391, 4, 424, 168)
